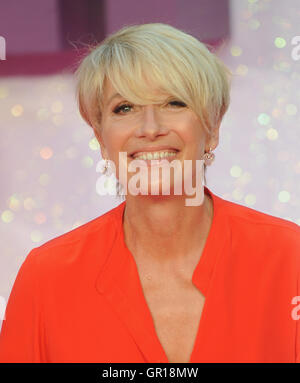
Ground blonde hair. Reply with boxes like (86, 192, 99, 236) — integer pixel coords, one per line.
(75, 22, 232, 184)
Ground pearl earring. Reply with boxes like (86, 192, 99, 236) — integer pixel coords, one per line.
(97, 158, 125, 198)
(99, 158, 112, 176)
(202, 147, 215, 166)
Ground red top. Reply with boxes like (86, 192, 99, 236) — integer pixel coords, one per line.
(0, 186, 300, 363)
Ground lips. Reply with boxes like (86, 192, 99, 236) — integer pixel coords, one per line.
(129, 147, 179, 158)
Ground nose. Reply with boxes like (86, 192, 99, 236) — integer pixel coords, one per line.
(135, 104, 167, 140)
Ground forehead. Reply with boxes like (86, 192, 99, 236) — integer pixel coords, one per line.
(103, 78, 115, 94)
(101, 77, 171, 107)
(102, 78, 116, 100)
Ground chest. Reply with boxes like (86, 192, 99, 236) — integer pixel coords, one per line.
(139, 272, 206, 363)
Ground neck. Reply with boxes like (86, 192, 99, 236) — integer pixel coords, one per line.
(122, 190, 213, 266)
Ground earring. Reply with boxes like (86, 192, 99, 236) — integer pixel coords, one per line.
(96, 158, 125, 199)
(203, 147, 215, 166)
(99, 158, 113, 176)
(96, 158, 116, 195)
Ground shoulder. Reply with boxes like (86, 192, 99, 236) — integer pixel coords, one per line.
(216, 195, 300, 264)
(26, 202, 125, 274)
(220, 196, 299, 232)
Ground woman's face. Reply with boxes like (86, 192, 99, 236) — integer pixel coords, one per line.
(95, 78, 218, 197)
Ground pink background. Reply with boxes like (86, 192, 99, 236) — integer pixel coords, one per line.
(0, 0, 299, 329)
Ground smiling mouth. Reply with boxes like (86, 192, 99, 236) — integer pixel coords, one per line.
(130, 149, 179, 161)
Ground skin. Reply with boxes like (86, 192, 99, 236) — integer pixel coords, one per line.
(94, 77, 222, 362)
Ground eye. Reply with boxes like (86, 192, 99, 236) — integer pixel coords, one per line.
(112, 100, 187, 115)
(113, 103, 133, 114)
(168, 100, 187, 108)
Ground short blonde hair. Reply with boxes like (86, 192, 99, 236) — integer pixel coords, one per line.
(75, 22, 232, 183)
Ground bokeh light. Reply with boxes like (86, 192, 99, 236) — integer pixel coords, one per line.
(39, 173, 51, 187)
(231, 46, 243, 56)
(274, 37, 286, 48)
(82, 156, 94, 168)
(8, 195, 21, 211)
(34, 212, 47, 225)
(285, 104, 297, 116)
(230, 165, 243, 178)
(244, 194, 256, 206)
(51, 100, 63, 113)
(30, 230, 43, 243)
(257, 113, 271, 125)
(40, 147, 53, 160)
(266, 128, 279, 140)
(89, 137, 100, 151)
(23, 198, 36, 211)
(278, 190, 291, 203)
(0, 87, 8, 99)
(1, 210, 14, 223)
(11, 104, 24, 117)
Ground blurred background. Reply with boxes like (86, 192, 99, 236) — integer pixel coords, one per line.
(0, 0, 299, 328)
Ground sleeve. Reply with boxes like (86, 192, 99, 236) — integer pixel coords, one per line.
(297, 264, 300, 363)
(0, 249, 44, 363)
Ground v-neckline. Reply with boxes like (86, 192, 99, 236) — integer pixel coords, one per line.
(96, 186, 229, 363)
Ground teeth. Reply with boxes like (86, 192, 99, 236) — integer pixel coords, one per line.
(134, 151, 177, 160)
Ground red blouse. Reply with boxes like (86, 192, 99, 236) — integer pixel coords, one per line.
(0, 186, 300, 363)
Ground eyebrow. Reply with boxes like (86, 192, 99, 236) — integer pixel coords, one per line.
(106, 93, 123, 106)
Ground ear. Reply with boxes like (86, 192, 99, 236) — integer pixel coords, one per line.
(93, 127, 108, 159)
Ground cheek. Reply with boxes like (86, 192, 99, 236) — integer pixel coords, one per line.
(102, 126, 130, 158)
(177, 119, 204, 146)
(177, 119, 206, 160)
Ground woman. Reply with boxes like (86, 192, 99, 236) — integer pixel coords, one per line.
(0, 23, 300, 363)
